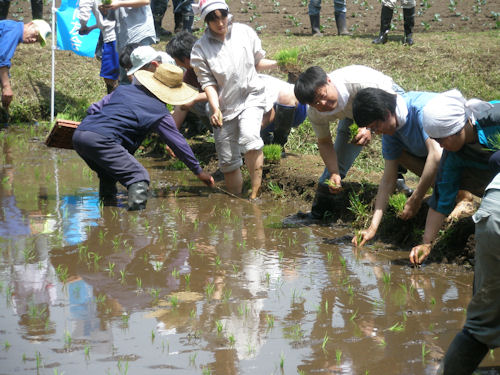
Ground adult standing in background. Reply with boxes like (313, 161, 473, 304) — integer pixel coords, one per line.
(308, 0, 350, 36)
(372, 0, 416, 45)
(173, 0, 194, 33)
(0, 0, 43, 21)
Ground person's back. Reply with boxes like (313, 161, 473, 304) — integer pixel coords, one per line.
(112, 3, 156, 51)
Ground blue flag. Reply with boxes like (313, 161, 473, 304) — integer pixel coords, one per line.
(56, 0, 100, 57)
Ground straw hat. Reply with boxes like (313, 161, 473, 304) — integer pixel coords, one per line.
(32, 19, 51, 47)
(134, 64, 198, 105)
(193, 0, 229, 21)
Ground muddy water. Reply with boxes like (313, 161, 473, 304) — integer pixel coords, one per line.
(0, 127, 498, 375)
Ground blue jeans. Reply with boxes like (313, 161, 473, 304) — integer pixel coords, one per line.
(308, 0, 347, 15)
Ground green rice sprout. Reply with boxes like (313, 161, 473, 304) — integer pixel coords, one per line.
(388, 322, 405, 332)
(349, 123, 359, 142)
(389, 193, 407, 215)
(321, 332, 329, 351)
(274, 47, 299, 68)
(335, 349, 342, 364)
(268, 181, 284, 197)
(263, 144, 282, 162)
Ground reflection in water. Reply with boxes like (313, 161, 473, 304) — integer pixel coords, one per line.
(0, 128, 498, 375)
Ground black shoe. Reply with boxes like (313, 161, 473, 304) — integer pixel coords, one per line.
(403, 34, 414, 45)
(372, 31, 388, 44)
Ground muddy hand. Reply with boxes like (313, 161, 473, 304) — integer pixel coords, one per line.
(198, 171, 215, 187)
(353, 127, 371, 146)
(409, 243, 431, 265)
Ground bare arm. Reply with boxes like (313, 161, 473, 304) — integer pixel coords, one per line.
(317, 137, 342, 192)
(354, 159, 398, 246)
(101, 0, 149, 12)
(204, 85, 222, 127)
(401, 138, 443, 220)
(0, 67, 13, 110)
(255, 58, 278, 72)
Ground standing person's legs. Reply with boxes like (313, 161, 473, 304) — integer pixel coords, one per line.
(72, 130, 150, 209)
(438, 188, 500, 374)
(373, 0, 395, 44)
(101, 40, 119, 94)
(333, 0, 350, 35)
(213, 118, 244, 195)
(402, 0, 416, 45)
(30, 0, 43, 19)
(151, 0, 170, 37)
(239, 106, 265, 199)
(308, 0, 323, 36)
(0, 0, 10, 19)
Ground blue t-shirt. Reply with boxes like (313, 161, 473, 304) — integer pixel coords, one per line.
(0, 20, 24, 68)
(382, 91, 438, 160)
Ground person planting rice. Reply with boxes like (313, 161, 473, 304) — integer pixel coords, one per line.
(409, 90, 500, 265)
(190, 0, 278, 200)
(350, 88, 443, 247)
(72, 63, 214, 211)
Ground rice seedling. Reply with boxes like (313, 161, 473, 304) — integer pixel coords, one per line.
(263, 144, 282, 163)
(214, 255, 222, 268)
(184, 273, 191, 287)
(274, 47, 299, 68)
(326, 251, 333, 263)
(190, 308, 196, 318)
(349, 123, 359, 142)
(280, 351, 285, 369)
(355, 230, 364, 246)
(421, 342, 430, 361)
(171, 268, 180, 278)
(388, 193, 407, 215)
(237, 302, 249, 316)
(35, 351, 42, 372)
(215, 320, 223, 334)
(84, 344, 90, 359)
(348, 192, 370, 227)
(136, 277, 142, 290)
(193, 218, 199, 230)
(232, 264, 239, 274)
(321, 332, 329, 351)
(221, 207, 231, 219)
(205, 281, 215, 300)
(119, 269, 126, 284)
(335, 349, 342, 364)
(382, 272, 391, 286)
(64, 330, 72, 348)
(268, 181, 284, 197)
(208, 223, 217, 233)
(189, 352, 197, 365)
(388, 322, 405, 332)
(430, 297, 436, 305)
(151, 330, 155, 342)
(150, 288, 160, 304)
(202, 366, 211, 375)
(266, 314, 275, 329)
(117, 359, 129, 375)
(170, 295, 179, 309)
(223, 288, 232, 302)
(228, 334, 235, 346)
(107, 262, 115, 277)
(349, 309, 358, 322)
(4, 340, 10, 350)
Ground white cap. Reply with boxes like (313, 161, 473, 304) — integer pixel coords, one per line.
(127, 46, 161, 75)
(192, 0, 229, 21)
(32, 19, 51, 47)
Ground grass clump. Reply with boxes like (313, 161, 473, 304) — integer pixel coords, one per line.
(263, 144, 282, 163)
(274, 47, 299, 68)
(167, 160, 187, 170)
(388, 193, 407, 215)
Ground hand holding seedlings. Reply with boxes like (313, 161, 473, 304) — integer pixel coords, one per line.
(352, 227, 376, 247)
(400, 195, 421, 220)
(409, 243, 432, 265)
(325, 175, 342, 194)
(351, 126, 371, 146)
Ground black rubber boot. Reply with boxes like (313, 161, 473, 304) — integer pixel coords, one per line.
(439, 329, 489, 375)
(0, 0, 11, 19)
(99, 178, 118, 205)
(372, 6, 393, 44)
(273, 104, 296, 149)
(182, 14, 194, 33)
(403, 7, 415, 45)
(309, 14, 323, 36)
(128, 181, 149, 211)
(310, 185, 334, 220)
(31, 0, 43, 19)
(174, 12, 183, 33)
(334, 12, 351, 36)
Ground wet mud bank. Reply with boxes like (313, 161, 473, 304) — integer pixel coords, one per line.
(186, 136, 478, 267)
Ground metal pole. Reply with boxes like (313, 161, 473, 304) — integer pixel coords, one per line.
(50, 0, 56, 123)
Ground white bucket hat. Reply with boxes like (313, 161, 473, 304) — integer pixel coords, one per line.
(423, 89, 493, 139)
(32, 19, 51, 47)
(127, 46, 162, 76)
(134, 63, 198, 105)
(192, 0, 229, 21)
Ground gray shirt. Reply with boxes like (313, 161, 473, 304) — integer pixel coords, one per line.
(79, 0, 116, 43)
(190, 20, 266, 121)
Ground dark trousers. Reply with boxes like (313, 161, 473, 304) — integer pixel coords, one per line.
(72, 130, 150, 188)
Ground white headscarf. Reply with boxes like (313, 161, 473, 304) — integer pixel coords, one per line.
(423, 89, 493, 139)
(192, 0, 229, 21)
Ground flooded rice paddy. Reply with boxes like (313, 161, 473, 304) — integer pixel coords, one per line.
(0, 126, 499, 375)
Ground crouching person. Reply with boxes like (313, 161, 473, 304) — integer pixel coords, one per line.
(350, 88, 443, 246)
(437, 171, 500, 375)
(72, 63, 215, 211)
